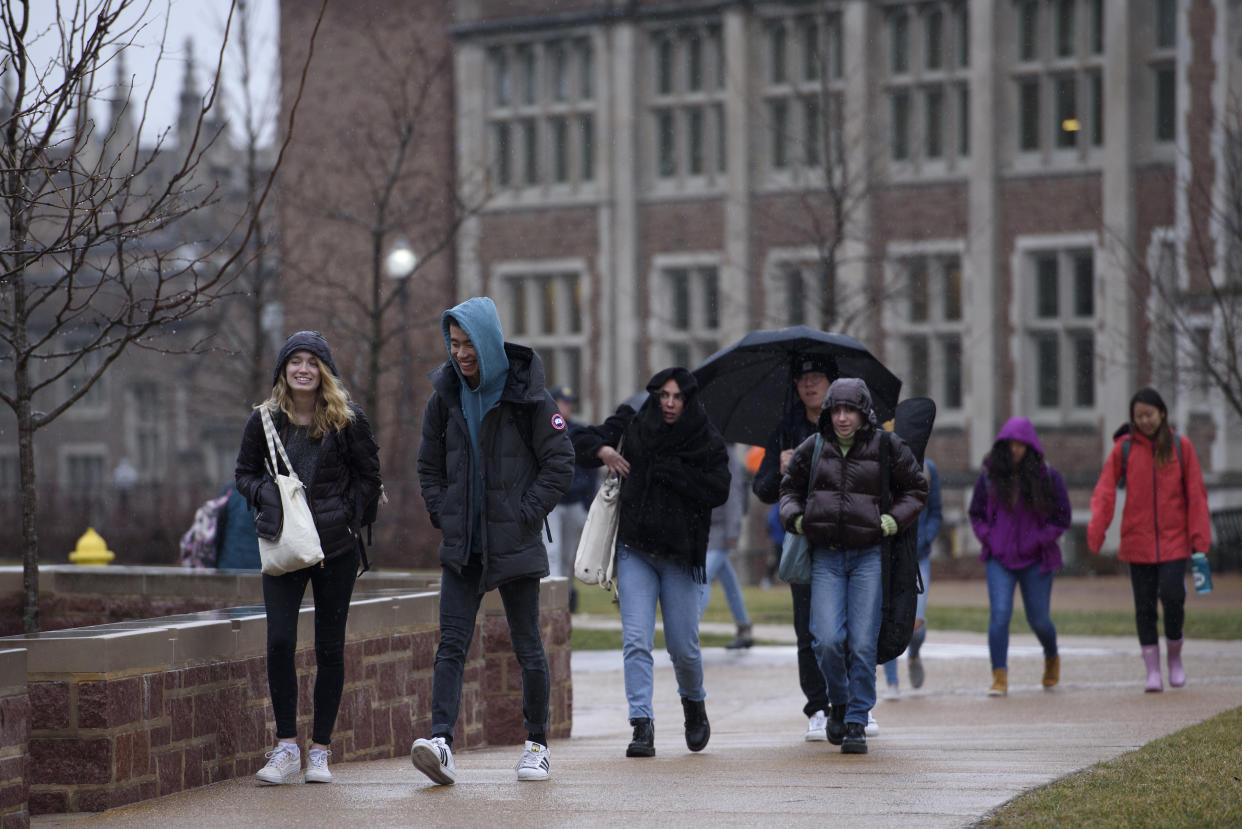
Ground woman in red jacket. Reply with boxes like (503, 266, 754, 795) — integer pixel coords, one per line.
(1087, 387, 1212, 692)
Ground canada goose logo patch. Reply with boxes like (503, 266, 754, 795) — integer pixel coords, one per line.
(551, 413, 567, 431)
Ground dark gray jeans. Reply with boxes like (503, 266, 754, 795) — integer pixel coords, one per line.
(430, 560, 549, 744)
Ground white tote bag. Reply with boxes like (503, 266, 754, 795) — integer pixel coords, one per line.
(573, 471, 621, 591)
(257, 407, 325, 576)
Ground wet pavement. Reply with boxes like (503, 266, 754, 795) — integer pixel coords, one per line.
(32, 575, 1242, 828)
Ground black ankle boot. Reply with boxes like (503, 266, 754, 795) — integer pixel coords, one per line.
(681, 697, 710, 752)
(626, 717, 655, 757)
(826, 704, 846, 745)
(842, 721, 868, 754)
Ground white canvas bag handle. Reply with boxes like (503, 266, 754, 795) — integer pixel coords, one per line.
(260, 407, 304, 486)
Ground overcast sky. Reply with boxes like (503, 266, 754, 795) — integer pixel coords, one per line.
(21, 0, 280, 145)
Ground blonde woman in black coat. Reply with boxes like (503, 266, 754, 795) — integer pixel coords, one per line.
(235, 331, 382, 785)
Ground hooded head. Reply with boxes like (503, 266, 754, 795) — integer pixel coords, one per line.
(272, 331, 339, 387)
(633, 366, 710, 441)
(818, 377, 877, 435)
(994, 416, 1044, 456)
(441, 296, 510, 396)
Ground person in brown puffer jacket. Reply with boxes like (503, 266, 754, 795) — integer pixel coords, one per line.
(779, 378, 926, 755)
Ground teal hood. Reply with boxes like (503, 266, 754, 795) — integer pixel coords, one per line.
(442, 296, 510, 414)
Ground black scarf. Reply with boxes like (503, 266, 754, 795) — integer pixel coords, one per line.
(618, 367, 718, 582)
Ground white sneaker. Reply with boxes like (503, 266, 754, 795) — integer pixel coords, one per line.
(804, 709, 828, 742)
(411, 736, 457, 785)
(305, 748, 333, 783)
(865, 711, 879, 737)
(883, 683, 900, 701)
(255, 742, 301, 785)
(515, 740, 551, 781)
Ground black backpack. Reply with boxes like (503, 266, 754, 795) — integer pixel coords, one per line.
(875, 397, 936, 665)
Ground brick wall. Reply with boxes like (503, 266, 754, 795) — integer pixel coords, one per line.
(6, 577, 573, 815)
(0, 650, 29, 829)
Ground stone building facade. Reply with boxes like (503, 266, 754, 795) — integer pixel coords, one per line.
(279, 0, 1242, 566)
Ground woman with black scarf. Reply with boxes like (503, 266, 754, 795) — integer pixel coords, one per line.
(573, 367, 731, 758)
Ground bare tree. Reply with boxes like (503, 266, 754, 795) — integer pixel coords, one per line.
(1106, 104, 1242, 425)
(285, 25, 486, 443)
(0, 0, 326, 632)
(748, 7, 891, 341)
(182, 0, 283, 413)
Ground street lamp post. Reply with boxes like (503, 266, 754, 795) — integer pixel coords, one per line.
(384, 237, 418, 462)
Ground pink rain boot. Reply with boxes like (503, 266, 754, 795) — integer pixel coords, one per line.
(1166, 638, 1185, 688)
(1142, 644, 1163, 692)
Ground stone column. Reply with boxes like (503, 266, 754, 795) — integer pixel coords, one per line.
(966, 1, 1001, 462)
(721, 6, 751, 342)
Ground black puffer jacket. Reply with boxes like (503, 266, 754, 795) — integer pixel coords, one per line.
(235, 403, 382, 562)
(779, 423, 926, 551)
(417, 344, 574, 591)
(573, 367, 731, 581)
(752, 401, 819, 505)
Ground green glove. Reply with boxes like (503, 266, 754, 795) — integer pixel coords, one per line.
(794, 515, 805, 535)
(880, 514, 897, 537)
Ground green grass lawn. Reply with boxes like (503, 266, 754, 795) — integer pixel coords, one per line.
(979, 706, 1242, 828)
(571, 584, 1242, 651)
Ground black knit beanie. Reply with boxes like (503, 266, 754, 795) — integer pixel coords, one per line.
(272, 331, 340, 387)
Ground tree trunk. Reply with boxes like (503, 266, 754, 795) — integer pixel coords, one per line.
(14, 274, 40, 633)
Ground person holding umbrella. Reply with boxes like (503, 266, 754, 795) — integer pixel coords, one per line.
(694, 326, 903, 741)
(751, 356, 836, 740)
(572, 367, 731, 758)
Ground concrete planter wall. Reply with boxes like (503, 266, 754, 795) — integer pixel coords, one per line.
(0, 569, 573, 816)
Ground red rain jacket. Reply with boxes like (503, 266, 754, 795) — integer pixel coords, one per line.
(1087, 430, 1212, 563)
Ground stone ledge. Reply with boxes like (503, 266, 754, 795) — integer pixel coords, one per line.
(0, 651, 25, 697)
(0, 565, 442, 607)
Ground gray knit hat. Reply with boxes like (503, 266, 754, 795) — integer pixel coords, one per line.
(272, 331, 339, 387)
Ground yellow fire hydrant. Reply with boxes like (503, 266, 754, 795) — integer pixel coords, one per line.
(69, 527, 115, 565)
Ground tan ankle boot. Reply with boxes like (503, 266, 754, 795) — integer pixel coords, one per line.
(1042, 655, 1060, 688)
(988, 667, 1008, 696)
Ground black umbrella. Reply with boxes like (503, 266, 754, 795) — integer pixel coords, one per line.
(692, 325, 902, 445)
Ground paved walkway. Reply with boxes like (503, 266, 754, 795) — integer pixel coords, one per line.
(34, 576, 1242, 828)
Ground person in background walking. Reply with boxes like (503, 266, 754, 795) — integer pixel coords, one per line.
(881, 457, 941, 698)
(780, 378, 927, 755)
(411, 297, 574, 785)
(215, 485, 261, 570)
(547, 384, 597, 612)
(235, 331, 382, 785)
(1086, 387, 1212, 692)
(969, 417, 1071, 697)
(574, 367, 731, 758)
(752, 356, 834, 741)
(700, 445, 754, 649)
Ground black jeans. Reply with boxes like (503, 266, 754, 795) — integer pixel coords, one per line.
(1129, 560, 1186, 645)
(791, 581, 829, 716)
(431, 560, 549, 744)
(263, 550, 358, 745)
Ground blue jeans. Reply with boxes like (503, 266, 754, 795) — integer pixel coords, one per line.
(883, 557, 930, 686)
(698, 548, 751, 625)
(986, 558, 1057, 670)
(617, 543, 706, 720)
(430, 560, 548, 743)
(809, 545, 882, 725)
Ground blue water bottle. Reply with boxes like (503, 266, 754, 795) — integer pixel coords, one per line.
(1191, 552, 1213, 594)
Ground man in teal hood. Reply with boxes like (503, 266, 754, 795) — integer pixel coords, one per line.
(414, 295, 574, 786)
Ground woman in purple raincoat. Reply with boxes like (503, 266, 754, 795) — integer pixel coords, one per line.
(969, 417, 1071, 697)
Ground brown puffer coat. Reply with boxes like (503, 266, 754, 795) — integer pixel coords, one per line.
(779, 425, 927, 551)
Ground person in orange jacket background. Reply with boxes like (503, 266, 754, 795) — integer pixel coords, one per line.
(1087, 387, 1212, 693)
